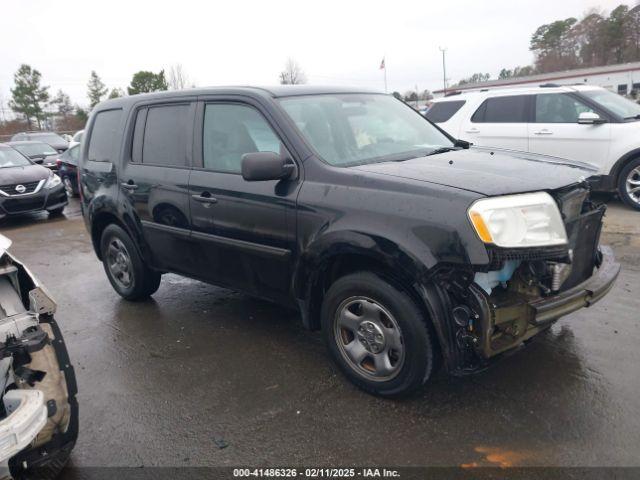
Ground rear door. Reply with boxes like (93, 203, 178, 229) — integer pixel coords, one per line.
(459, 94, 531, 151)
(188, 97, 299, 302)
(119, 100, 196, 273)
(528, 92, 611, 164)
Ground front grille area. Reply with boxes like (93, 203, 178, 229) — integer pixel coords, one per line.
(0, 180, 41, 196)
(485, 245, 569, 271)
(2, 196, 45, 213)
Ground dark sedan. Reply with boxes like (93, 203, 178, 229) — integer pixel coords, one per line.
(7, 140, 59, 171)
(10, 132, 68, 153)
(0, 144, 67, 219)
(56, 144, 80, 197)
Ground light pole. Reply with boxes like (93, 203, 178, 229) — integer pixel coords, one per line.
(439, 47, 447, 96)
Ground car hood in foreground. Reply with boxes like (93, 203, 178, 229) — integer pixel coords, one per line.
(0, 164, 51, 185)
(351, 146, 598, 196)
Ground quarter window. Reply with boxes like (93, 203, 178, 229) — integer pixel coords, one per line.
(424, 100, 466, 123)
(472, 95, 528, 123)
(535, 94, 594, 123)
(203, 104, 282, 173)
(87, 109, 123, 162)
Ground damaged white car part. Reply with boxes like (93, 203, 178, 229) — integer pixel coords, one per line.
(0, 234, 77, 479)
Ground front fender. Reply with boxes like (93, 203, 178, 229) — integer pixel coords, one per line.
(292, 229, 432, 301)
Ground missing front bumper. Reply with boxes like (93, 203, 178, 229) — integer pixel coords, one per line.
(469, 246, 620, 359)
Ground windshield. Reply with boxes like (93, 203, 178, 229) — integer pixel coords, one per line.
(0, 147, 32, 168)
(279, 94, 454, 166)
(32, 133, 66, 144)
(581, 89, 640, 119)
(13, 143, 57, 157)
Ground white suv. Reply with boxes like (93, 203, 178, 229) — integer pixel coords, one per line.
(426, 85, 640, 210)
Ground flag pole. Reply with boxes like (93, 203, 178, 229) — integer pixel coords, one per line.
(384, 63, 388, 93)
(384, 56, 388, 93)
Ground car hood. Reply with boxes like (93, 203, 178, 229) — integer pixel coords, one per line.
(0, 164, 51, 184)
(351, 146, 598, 196)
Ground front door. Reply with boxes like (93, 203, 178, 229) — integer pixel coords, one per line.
(528, 93, 611, 164)
(188, 99, 299, 302)
(119, 101, 196, 273)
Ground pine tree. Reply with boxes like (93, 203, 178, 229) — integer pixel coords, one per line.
(87, 71, 108, 108)
(9, 64, 50, 129)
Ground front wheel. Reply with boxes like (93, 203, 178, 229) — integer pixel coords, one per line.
(48, 207, 65, 217)
(321, 272, 436, 397)
(618, 157, 640, 211)
(100, 224, 161, 300)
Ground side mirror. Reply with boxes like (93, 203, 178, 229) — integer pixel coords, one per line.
(241, 152, 295, 182)
(578, 112, 606, 125)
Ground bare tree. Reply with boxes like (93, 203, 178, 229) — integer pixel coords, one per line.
(279, 58, 307, 85)
(168, 64, 192, 90)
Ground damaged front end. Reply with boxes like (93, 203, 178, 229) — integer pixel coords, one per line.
(0, 235, 78, 479)
(436, 186, 620, 373)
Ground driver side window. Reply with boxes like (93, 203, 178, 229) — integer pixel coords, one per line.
(535, 94, 595, 123)
(203, 104, 283, 173)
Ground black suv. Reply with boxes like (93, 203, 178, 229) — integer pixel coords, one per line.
(80, 86, 619, 397)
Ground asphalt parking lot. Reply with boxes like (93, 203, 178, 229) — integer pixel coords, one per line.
(1, 197, 639, 472)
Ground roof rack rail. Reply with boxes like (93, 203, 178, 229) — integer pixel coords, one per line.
(539, 83, 560, 88)
(444, 91, 462, 97)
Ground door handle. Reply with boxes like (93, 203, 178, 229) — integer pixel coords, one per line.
(465, 128, 480, 134)
(533, 129, 553, 135)
(192, 193, 218, 204)
(121, 181, 138, 190)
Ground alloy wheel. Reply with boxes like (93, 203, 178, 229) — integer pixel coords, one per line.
(106, 237, 133, 289)
(333, 296, 405, 382)
(63, 177, 74, 197)
(626, 167, 640, 205)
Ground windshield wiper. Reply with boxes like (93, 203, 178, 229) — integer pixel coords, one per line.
(623, 114, 640, 120)
(424, 146, 459, 157)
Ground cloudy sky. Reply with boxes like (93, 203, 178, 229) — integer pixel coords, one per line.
(0, 0, 634, 111)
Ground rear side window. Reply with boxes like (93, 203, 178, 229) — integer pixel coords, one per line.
(139, 104, 191, 167)
(87, 109, 123, 161)
(472, 96, 528, 123)
(424, 100, 465, 123)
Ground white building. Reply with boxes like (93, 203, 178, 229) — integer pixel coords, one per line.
(434, 61, 640, 98)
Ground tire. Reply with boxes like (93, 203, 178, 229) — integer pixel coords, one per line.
(100, 224, 161, 300)
(321, 271, 436, 397)
(618, 157, 640, 211)
(48, 207, 65, 217)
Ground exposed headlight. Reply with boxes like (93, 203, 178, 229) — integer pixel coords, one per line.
(468, 192, 567, 248)
(44, 173, 61, 189)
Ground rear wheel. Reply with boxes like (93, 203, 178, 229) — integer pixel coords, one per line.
(321, 271, 436, 397)
(618, 157, 640, 211)
(100, 224, 161, 300)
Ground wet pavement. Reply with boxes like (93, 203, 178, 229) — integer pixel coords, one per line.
(0, 197, 639, 471)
